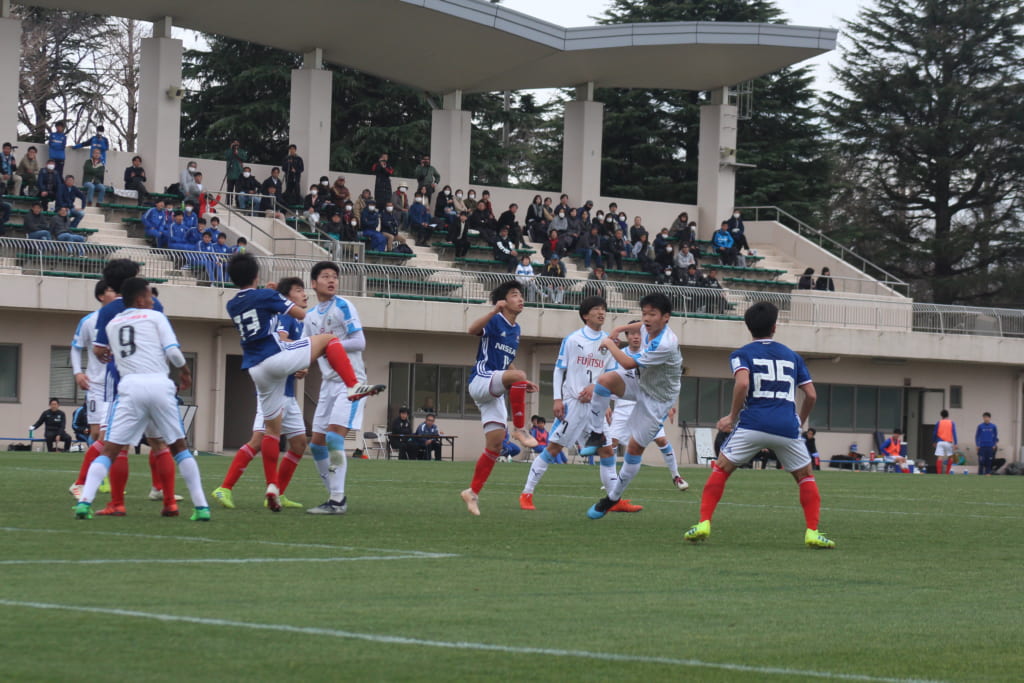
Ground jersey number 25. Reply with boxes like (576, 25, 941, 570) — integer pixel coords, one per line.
(751, 359, 795, 401)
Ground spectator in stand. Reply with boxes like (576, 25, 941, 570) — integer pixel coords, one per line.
(56, 175, 85, 228)
(224, 140, 247, 202)
(450, 210, 472, 258)
(1, 142, 21, 196)
(380, 201, 406, 250)
(391, 182, 410, 228)
(207, 216, 224, 241)
(469, 200, 497, 245)
(351, 187, 372, 218)
(195, 230, 226, 282)
(542, 254, 566, 303)
(182, 200, 199, 232)
(727, 208, 750, 251)
(815, 267, 836, 292)
(541, 229, 562, 262)
(630, 216, 648, 246)
(798, 267, 815, 290)
(584, 264, 609, 299)
(601, 228, 628, 271)
(389, 407, 415, 460)
(123, 156, 150, 203)
(16, 146, 40, 196)
(361, 200, 389, 252)
(329, 176, 349, 205)
(414, 155, 440, 202)
(576, 224, 603, 270)
(365, 151, 393, 207)
(515, 255, 539, 302)
(655, 243, 674, 283)
(21, 202, 54, 240)
(632, 232, 655, 272)
(669, 211, 690, 239)
(50, 206, 87, 255)
(493, 226, 518, 273)
(194, 174, 221, 218)
(674, 242, 696, 274)
(414, 413, 443, 461)
(541, 195, 555, 225)
(36, 160, 60, 210)
(526, 194, 547, 242)
(615, 210, 629, 233)
(31, 398, 72, 452)
(142, 199, 168, 247)
(434, 185, 454, 217)
(282, 145, 304, 205)
(259, 184, 287, 219)
(479, 190, 495, 219)
(167, 210, 191, 252)
(262, 167, 284, 200)
(974, 412, 999, 475)
(551, 206, 568, 236)
(701, 266, 728, 314)
(712, 221, 737, 266)
(236, 166, 260, 213)
(681, 263, 701, 287)
(180, 161, 200, 203)
(452, 188, 468, 214)
(47, 121, 68, 177)
(562, 207, 584, 252)
(498, 203, 523, 248)
(322, 212, 343, 239)
(81, 148, 107, 207)
(213, 232, 233, 268)
(302, 184, 323, 228)
(409, 192, 435, 245)
(72, 124, 109, 163)
(653, 227, 671, 257)
(464, 189, 478, 211)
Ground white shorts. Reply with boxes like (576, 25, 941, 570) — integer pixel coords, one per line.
(934, 441, 954, 457)
(105, 374, 185, 447)
(253, 396, 306, 438)
(627, 392, 674, 448)
(247, 340, 311, 422)
(548, 397, 592, 449)
(312, 380, 365, 434)
(468, 372, 508, 429)
(86, 388, 109, 427)
(721, 427, 812, 472)
(609, 404, 665, 445)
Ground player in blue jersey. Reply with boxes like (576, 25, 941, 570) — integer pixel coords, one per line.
(460, 280, 539, 516)
(212, 277, 309, 509)
(225, 253, 383, 512)
(684, 301, 835, 548)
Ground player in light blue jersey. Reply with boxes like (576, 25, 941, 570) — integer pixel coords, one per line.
(460, 280, 539, 516)
(684, 301, 835, 549)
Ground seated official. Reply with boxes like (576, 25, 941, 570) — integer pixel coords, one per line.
(414, 414, 443, 461)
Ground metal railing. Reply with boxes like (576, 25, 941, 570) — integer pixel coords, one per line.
(736, 206, 910, 296)
(3, 236, 1023, 338)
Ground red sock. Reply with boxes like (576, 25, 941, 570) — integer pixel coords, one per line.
(261, 435, 281, 487)
(798, 476, 821, 530)
(325, 338, 358, 387)
(109, 452, 129, 506)
(76, 440, 103, 485)
(945, 458, 953, 474)
(221, 443, 257, 489)
(470, 449, 500, 494)
(277, 451, 302, 494)
(699, 462, 731, 522)
(148, 452, 161, 489)
(153, 449, 176, 506)
(509, 382, 528, 429)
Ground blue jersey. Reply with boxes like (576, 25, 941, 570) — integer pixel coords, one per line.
(48, 131, 67, 160)
(226, 288, 295, 370)
(93, 295, 165, 400)
(469, 313, 520, 381)
(730, 339, 811, 438)
(975, 422, 998, 448)
(277, 313, 302, 398)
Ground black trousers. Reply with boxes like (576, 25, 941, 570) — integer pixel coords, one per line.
(45, 431, 71, 452)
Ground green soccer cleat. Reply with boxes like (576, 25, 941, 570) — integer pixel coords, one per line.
(212, 487, 235, 509)
(684, 520, 711, 543)
(98, 477, 111, 494)
(805, 528, 836, 549)
(74, 502, 93, 520)
(264, 495, 303, 509)
(190, 507, 212, 522)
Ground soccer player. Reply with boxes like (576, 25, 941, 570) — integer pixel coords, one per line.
(302, 261, 384, 515)
(460, 280, 538, 516)
(933, 409, 958, 475)
(212, 277, 309, 509)
(583, 293, 682, 519)
(683, 301, 835, 548)
(519, 296, 633, 511)
(74, 278, 210, 521)
(70, 279, 117, 448)
(225, 255, 382, 514)
(975, 412, 999, 475)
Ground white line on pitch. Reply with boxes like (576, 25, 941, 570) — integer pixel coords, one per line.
(0, 600, 946, 683)
(0, 555, 455, 566)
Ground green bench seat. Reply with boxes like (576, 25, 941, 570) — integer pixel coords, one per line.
(723, 277, 796, 289)
(366, 277, 460, 291)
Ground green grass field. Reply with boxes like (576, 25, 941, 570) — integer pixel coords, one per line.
(1, 451, 1021, 682)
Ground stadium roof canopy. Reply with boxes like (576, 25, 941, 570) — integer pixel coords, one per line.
(25, 0, 837, 93)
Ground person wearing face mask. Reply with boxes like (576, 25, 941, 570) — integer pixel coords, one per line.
(182, 201, 199, 233)
(180, 161, 200, 202)
(390, 183, 410, 228)
(414, 156, 440, 202)
(408, 192, 435, 246)
(236, 166, 260, 214)
(282, 145, 305, 205)
(361, 200, 389, 251)
(303, 184, 323, 228)
(36, 160, 60, 210)
(224, 140, 248, 201)
(371, 153, 393, 207)
(380, 201, 406, 250)
(551, 207, 568, 234)
(72, 125, 109, 164)
(452, 189, 468, 214)
(726, 208, 751, 256)
(434, 185, 454, 218)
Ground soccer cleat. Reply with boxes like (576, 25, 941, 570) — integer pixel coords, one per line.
(68, 483, 83, 498)
(684, 520, 711, 543)
(161, 503, 179, 517)
(306, 497, 348, 515)
(264, 495, 303, 509)
(212, 486, 235, 509)
(73, 502, 93, 520)
(673, 476, 690, 491)
(609, 498, 643, 513)
(190, 507, 212, 522)
(265, 483, 282, 512)
(586, 496, 616, 520)
(95, 503, 126, 516)
(347, 383, 386, 401)
(98, 477, 111, 494)
(460, 488, 480, 516)
(150, 487, 184, 502)
(519, 492, 535, 510)
(805, 528, 836, 549)
(584, 431, 606, 450)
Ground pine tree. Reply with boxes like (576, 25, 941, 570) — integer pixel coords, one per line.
(825, 0, 1024, 305)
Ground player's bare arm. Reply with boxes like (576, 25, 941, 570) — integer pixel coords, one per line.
(601, 336, 637, 369)
(468, 301, 505, 336)
(74, 372, 89, 391)
(797, 382, 816, 427)
(552, 398, 564, 418)
(717, 368, 750, 432)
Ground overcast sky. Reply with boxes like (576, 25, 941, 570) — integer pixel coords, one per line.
(501, 0, 867, 94)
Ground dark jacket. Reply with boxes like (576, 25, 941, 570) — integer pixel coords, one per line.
(56, 183, 85, 210)
(815, 275, 835, 292)
(21, 211, 51, 234)
(32, 408, 67, 435)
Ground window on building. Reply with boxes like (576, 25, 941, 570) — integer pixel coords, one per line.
(390, 362, 478, 419)
(0, 344, 19, 401)
(50, 346, 85, 406)
(677, 376, 734, 427)
(950, 385, 963, 409)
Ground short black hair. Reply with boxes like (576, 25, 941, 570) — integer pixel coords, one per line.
(490, 280, 524, 305)
(744, 301, 778, 339)
(228, 252, 260, 288)
(983, 412, 991, 418)
(311, 261, 339, 281)
(639, 292, 672, 316)
(893, 428, 902, 434)
(940, 409, 949, 418)
(49, 397, 59, 404)
(120, 277, 150, 308)
(579, 296, 607, 320)
(94, 278, 110, 301)
(275, 277, 304, 297)
(102, 259, 140, 294)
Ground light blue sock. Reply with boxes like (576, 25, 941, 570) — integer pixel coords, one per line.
(599, 455, 618, 492)
(311, 443, 330, 489)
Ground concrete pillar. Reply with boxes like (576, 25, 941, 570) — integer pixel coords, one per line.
(138, 18, 183, 193)
(0, 9, 22, 145)
(430, 90, 471, 188)
(289, 49, 332, 191)
(696, 87, 739, 240)
(561, 83, 604, 205)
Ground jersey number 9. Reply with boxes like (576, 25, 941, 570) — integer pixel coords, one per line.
(118, 326, 136, 358)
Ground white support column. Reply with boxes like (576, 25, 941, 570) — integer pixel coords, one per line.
(561, 83, 604, 206)
(138, 17, 183, 193)
(430, 90, 471, 188)
(696, 87, 739, 240)
(289, 48, 331, 191)
(0, 8, 22, 145)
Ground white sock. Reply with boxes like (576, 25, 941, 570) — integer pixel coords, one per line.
(610, 458, 642, 500)
(660, 444, 680, 478)
(599, 456, 618, 494)
(176, 454, 208, 508)
(523, 451, 553, 494)
(588, 392, 612, 434)
(81, 459, 111, 503)
(327, 433, 347, 502)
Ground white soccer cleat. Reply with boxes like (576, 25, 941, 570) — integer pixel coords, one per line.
(69, 483, 83, 498)
(148, 487, 183, 501)
(347, 383, 386, 401)
(673, 476, 689, 491)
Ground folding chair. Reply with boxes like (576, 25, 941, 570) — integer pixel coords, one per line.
(362, 431, 390, 459)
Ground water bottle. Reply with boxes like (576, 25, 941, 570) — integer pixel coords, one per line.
(28, 428, 34, 440)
